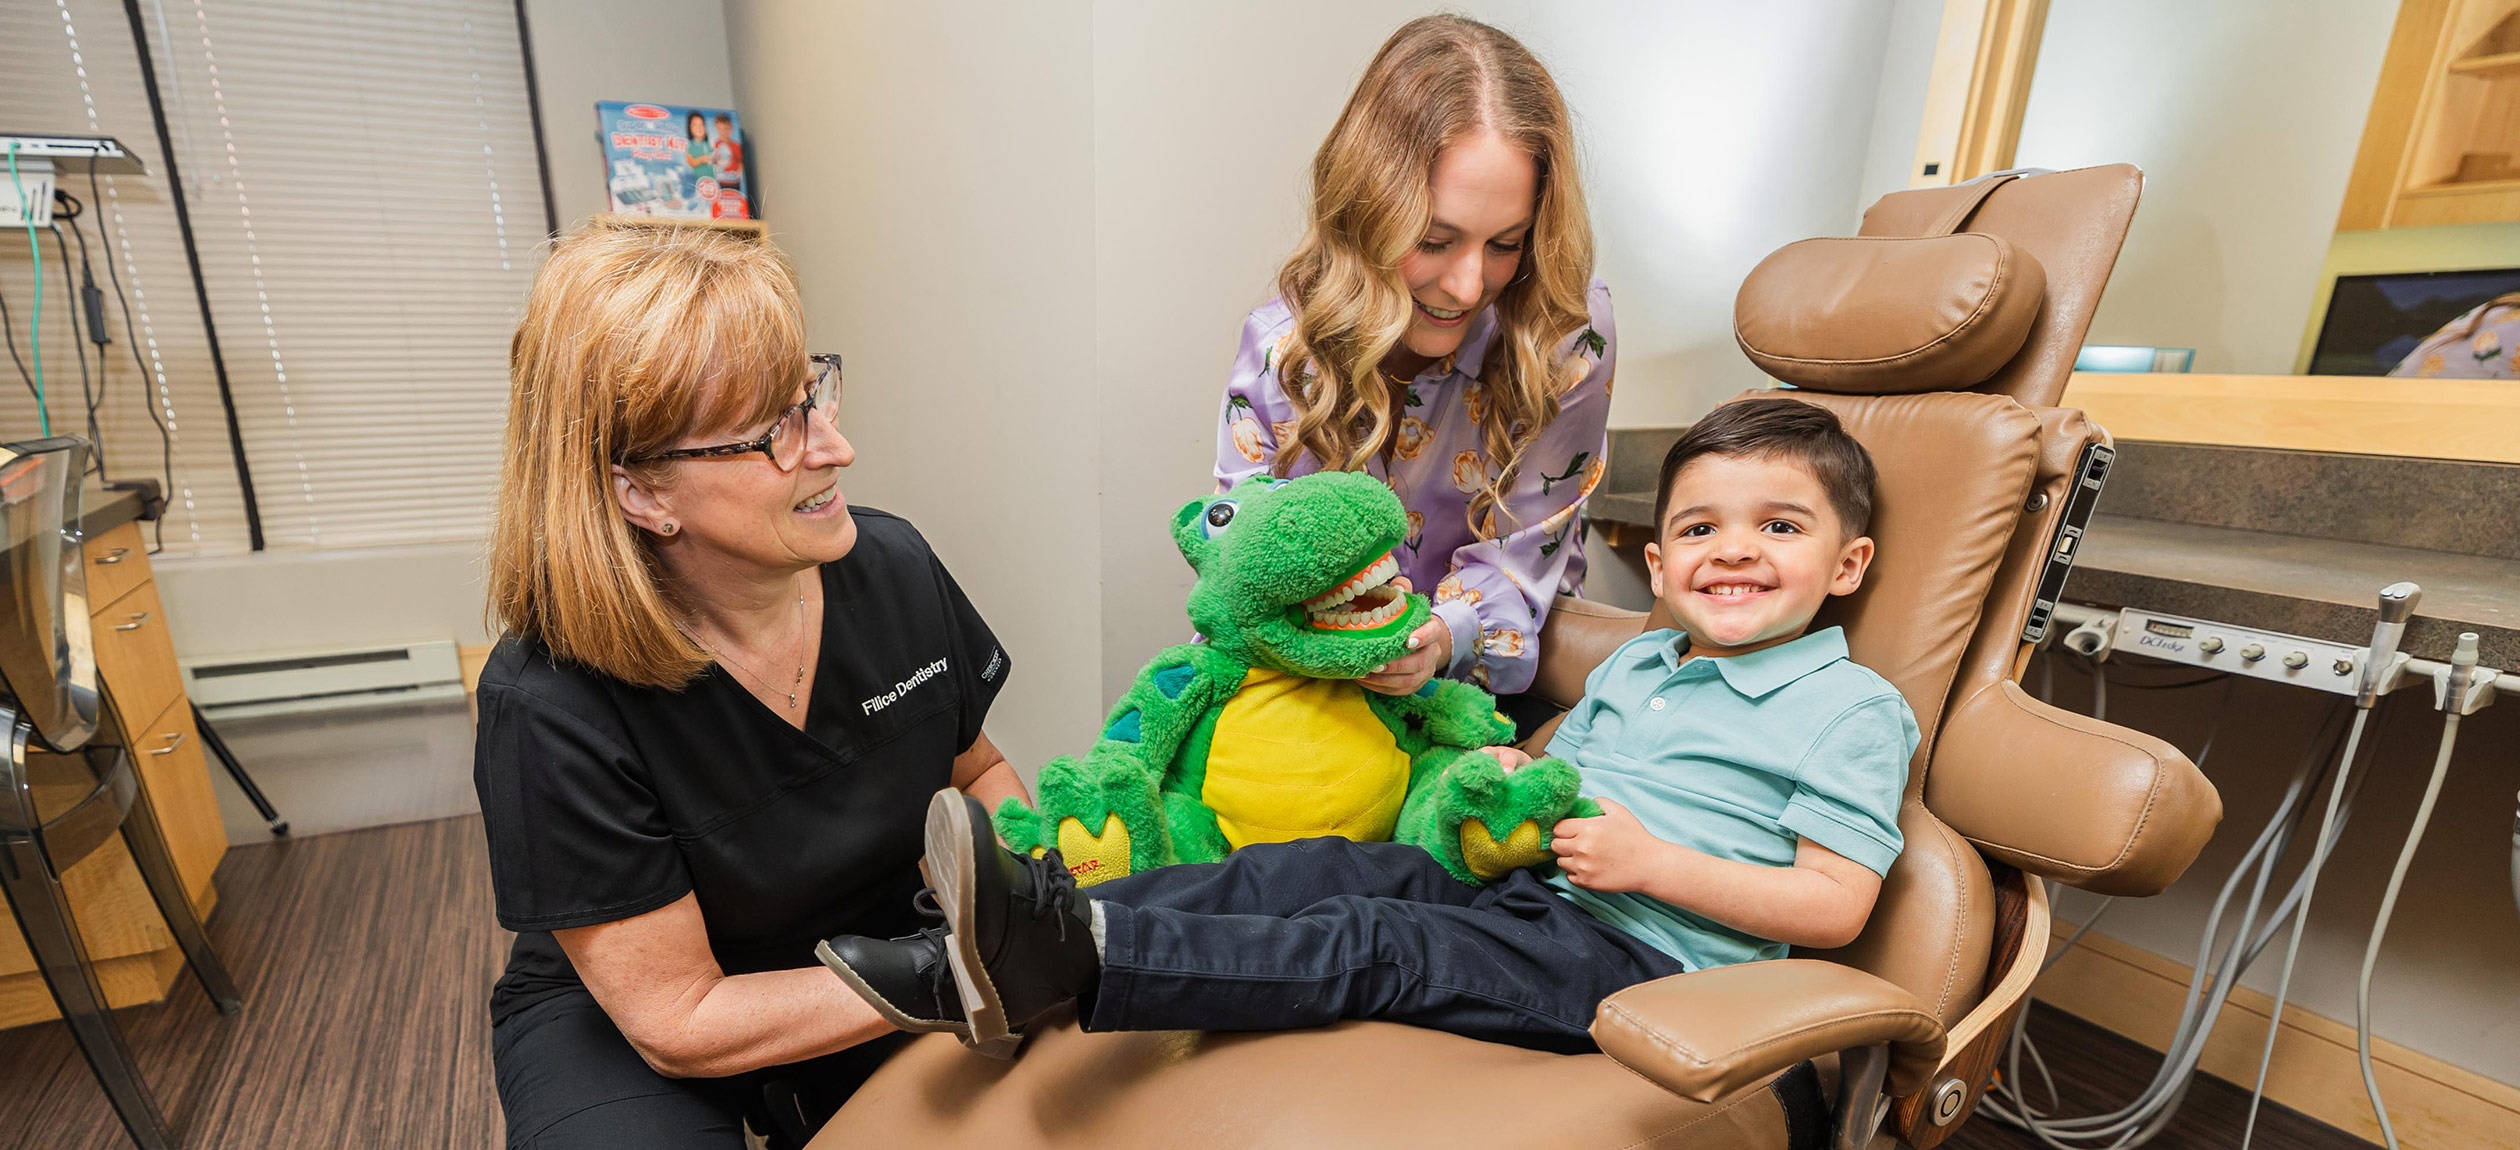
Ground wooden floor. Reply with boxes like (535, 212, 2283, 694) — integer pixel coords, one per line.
(1949, 1004, 2377, 1150)
(0, 815, 2377, 1150)
(0, 816, 509, 1149)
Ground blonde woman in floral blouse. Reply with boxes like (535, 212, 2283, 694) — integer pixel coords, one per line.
(1215, 14, 1613, 702)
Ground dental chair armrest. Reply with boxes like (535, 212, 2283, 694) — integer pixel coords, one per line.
(1591, 959, 1948, 1103)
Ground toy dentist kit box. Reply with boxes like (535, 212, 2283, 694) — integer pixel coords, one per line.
(598, 101, 752, 220)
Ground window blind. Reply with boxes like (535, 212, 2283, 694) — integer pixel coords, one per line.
(0, 0, 547, 555)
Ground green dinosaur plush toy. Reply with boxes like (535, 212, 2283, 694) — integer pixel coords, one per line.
(995, 470, 1599, 887)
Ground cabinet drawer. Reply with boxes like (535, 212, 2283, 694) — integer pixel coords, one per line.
(81, 520, 150, 611)
(92, 583, 183, 730)
(124, 697, 224, 902)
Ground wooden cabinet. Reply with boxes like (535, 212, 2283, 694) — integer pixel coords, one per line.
(0, 516, 229, 1029)
(2340, 0, 2520, 229)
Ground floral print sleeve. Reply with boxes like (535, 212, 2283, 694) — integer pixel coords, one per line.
(1215, 301, 1303, 491)
(1429, 283, 1614, 694)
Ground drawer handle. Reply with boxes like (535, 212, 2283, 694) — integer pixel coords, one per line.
(96, 547, 130, 565)
(149, 732, 186, 755)
(114, 611, 152, 631)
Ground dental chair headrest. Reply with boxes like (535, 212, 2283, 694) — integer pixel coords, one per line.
(1733, 231, 2048, 395)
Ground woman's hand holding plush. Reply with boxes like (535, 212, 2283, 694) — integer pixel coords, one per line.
(1360, 578, 1453, 695)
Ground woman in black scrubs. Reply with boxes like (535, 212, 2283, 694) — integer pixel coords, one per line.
(473, 221, 1028, 1148)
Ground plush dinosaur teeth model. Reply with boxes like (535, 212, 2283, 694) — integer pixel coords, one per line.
(995, 470, 1597, 887)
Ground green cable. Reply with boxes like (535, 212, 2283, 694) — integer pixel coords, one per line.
(8, 142, 48, 437)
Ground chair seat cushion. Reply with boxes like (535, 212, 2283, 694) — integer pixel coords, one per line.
(812, 1015, 1806, 1149)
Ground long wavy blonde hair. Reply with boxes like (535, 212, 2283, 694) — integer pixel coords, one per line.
(488, 220, 804, 689)
(1273, 14, 1595, 536)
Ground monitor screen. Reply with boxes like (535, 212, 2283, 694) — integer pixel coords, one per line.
(2309, 267, 2520, 376)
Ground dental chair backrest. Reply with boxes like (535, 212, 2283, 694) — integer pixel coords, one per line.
(1539, 165, 2219, 1025)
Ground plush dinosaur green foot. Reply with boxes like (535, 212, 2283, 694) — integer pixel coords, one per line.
(1001, 748, 1169, 888)
(1405, 751, 1597, 884)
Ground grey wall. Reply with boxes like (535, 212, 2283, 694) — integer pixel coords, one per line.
(723, 0, 1107, 773)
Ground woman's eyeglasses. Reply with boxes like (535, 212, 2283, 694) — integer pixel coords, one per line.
(629, 353, 842, 472)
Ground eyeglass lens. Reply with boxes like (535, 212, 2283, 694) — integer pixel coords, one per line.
(769, 360, 841, 470)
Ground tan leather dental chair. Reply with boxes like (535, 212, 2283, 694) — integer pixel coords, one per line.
(811, 164, 2223, 1150)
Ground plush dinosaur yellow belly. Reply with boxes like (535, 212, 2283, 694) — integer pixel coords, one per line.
(994, 470, 1595, 888)
(1200, 668, 1412, 851)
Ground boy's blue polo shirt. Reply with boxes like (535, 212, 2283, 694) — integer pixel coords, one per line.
(1543, 625, 1918, 971)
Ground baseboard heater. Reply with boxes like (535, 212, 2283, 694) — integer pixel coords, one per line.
(181, 640, 465, 720)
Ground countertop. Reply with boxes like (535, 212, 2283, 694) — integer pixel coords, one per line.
(2, 483, 144, 555)
(78, 485, 146, 542)
(2067, 514, 2518, 669)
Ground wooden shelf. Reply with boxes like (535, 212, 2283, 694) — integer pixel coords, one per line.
(2338, 0, 2520, 229)
(591, 211, 765, 236)
(2401, 175, 2520, 196)
(2447, 48, 2520, 76)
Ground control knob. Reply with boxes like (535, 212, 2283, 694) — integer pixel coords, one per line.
(2282, 651, 2310, 670)
(2240, 643, 2266, 662)
(2199, 636, 2225, 654)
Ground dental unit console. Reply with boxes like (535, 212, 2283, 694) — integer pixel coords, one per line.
(2034, 585, 2504, 1150)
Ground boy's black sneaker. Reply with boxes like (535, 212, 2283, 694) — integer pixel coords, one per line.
(922, 788, 1099, 1052)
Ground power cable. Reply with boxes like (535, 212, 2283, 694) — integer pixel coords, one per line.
(0, 281, 38, 406)
(47, 216, 104, 474)
(87, 163, 174, 554)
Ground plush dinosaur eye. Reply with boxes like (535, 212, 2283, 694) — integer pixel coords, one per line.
(1201, 500, 1237, 538)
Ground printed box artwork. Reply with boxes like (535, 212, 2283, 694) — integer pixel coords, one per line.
(598, 101, 752, 220)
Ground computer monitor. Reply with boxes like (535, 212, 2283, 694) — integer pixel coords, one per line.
(2307, 267, 2520, 376)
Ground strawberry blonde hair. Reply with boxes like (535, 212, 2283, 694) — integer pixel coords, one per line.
(1273, 14, 1595, 537)
(488, 220, 804, 688)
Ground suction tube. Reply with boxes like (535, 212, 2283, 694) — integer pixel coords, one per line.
(2352, 633, 2478, 1150)
(2241, 582, 2420, 1150)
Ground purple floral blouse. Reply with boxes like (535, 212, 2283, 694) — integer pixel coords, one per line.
(1215, 280, 1616, 695)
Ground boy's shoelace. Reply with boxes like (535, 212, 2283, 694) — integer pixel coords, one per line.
(913, 924, 954, 1004)
(1030, 849, 1079, 942)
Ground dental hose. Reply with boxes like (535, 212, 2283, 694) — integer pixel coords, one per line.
(2239, 582, 2421, 1150)
(2353, 633, 2482, 1150)
(1986, 700, 2366, 1149)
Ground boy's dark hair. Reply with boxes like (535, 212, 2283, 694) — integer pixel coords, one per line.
(1652, 397, 1877, 539)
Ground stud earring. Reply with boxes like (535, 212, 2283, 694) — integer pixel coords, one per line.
(660, 522, 678, 535)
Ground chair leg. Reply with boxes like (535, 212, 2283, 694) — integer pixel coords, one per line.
(120, 769, 244, 1014)
(192, 703, 287, 836)
(0, 836, 178, 1150)
(1831, 1043, 1891, 1150)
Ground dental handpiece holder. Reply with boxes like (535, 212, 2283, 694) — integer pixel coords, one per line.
(2355, 581, 2421, 709)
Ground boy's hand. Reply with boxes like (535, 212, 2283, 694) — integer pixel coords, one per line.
(1482, 745, 1533, 772)
(1551, 798, 1670, 893)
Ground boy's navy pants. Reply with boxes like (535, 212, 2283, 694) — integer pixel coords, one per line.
(1082, 836, 1687, 1053)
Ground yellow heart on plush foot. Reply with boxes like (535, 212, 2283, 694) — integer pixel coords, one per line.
(1058, 814, 1133, 887)
(1461, 817, 1545, 882)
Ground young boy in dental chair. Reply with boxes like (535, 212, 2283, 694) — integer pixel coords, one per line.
(823, 397, 1917, 1056)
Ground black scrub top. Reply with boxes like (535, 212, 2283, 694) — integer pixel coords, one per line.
(473, 508, 1009, 1024)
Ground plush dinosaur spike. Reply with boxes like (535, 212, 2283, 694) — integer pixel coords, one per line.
(996, 471, 1591, 886)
